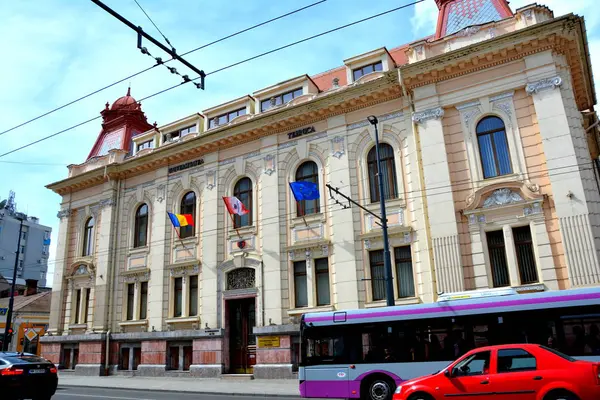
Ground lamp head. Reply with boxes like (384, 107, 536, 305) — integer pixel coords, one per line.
(367, 115, 378, 125)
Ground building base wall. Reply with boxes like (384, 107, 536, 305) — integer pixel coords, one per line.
(136, 364, 167, 377)
(73, 364, 105, 376)
(190, 364, 224, 377)
(253, 364, 294, 379)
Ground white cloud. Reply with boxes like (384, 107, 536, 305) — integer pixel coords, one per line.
(411, 0, 439, 38)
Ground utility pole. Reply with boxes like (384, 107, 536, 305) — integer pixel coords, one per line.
(3, 212, 26, 351)
(326, 115, 395, 307)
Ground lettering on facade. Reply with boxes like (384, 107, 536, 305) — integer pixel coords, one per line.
(258, 336, 280, 348)
(287, 126, 315, 140)
(168, 159, 204, 174)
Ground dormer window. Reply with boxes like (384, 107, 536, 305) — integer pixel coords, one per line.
(353, 61, 383, 81)
(208, 107, 246, 129)
(260, 88, 303, 112)
(136, 140, 153, 152)
(163, 124, 197, 143)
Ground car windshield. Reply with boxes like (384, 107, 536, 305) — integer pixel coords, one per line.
(539, 345, 576, 362)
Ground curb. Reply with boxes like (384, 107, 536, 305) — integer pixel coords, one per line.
(58, 384, 301, 398)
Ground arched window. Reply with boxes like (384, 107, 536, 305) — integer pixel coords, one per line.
(82, 217, 94, 256)
(295, 161, 320, 216)
(134, 204, 149, 248)
(180, 192, 196, 239)
(367, 143, 398, 203)
(233, 178, 253, 228)
(477, 116, 512, 179)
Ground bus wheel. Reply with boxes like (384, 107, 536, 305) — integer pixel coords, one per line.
(365, 376, 394, 400)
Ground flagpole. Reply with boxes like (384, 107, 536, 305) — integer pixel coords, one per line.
(228, 212, 242, 239)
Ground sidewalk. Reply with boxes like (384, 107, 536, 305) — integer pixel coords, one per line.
(58, 375, 301, 397)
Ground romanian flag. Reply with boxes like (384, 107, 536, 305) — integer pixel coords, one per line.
(167, 212, 194, 228)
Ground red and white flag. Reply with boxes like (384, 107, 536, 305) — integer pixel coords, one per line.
(223, 196, 249, 216)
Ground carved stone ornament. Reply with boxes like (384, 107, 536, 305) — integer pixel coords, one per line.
(170, 264, 199, 277)
(227, 267, 255, 290)
(331, 136, 345, 159)
(206, 170, 216, 190)
(156, 185, 166, 203)
(412, 107, 445, 124)
(526, 76, 563, 95)
(123, 270, 150, 283)
(263, 154, 276, 176)
(57, 209, 72, 219)
(459, 26, 481, 37)
(483, 188, 524, 208)
(99, 198, 115, 208)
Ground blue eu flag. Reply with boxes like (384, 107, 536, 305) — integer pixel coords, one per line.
(289, 181, 320, 201)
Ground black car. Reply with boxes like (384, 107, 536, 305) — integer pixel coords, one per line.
(0, 352, 58, 400)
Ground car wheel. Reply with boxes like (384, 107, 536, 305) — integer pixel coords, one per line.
(408, 394, 434, 400)
(367, 377, 394, 400)
(545, 390, 578, 400)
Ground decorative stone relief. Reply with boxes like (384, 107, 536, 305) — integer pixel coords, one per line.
(379, 111, 403, 122)
(524, 201, 543, 216)
(331, 136, 345, 159)
(487, 28, 497, 39)
(322, 245, 329, 256)
(526, 76, 562, 95)
(57, 209, 72, 219)
(263, 154, 276, 176)
(206, 170, 216, 190)
(156, 184, 166, 203)
(123, 270, 150, 283)
(492, 101, 513, 121)
(227, 267, 255, 290)
(170, 264, 199, 277)
(99, 198, 115, 208)
(244, 151, 260, 160)
(288, 251, 295, 261)
(459, 26, 481, 36)
(348, 120, 370, 130)
(412, 107, 444, 125)
(478, 215, 486, 223)
(483, 188, 524, 208)
(364, 239, 371, 249)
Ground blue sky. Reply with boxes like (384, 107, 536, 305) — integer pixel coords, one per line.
(0, 0, 598, 285)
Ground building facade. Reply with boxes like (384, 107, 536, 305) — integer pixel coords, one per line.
(0, 193, 52, 288)
(41, 0, 600, 378)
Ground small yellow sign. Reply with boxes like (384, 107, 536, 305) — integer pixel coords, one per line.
(25, 329, 38, 341)
(258, 336, 280, 348)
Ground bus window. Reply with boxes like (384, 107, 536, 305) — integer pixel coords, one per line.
(562, 316, 600, 356)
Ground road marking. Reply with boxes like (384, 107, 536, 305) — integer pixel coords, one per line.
(58, 393, 154, 400)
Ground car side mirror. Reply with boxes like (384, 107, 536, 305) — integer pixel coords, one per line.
(444, 369, 451, 378)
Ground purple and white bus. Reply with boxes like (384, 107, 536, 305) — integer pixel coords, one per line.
(299, 286, 600, 400)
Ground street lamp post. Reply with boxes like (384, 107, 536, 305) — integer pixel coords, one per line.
(3, 213, 26, 351)
(367, 115, 395, 307)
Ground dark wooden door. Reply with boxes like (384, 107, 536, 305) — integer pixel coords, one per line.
(228, 298, 256, 373)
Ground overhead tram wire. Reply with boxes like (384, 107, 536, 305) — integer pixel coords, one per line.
(0, 0, 424, 159)
(133, 0, 174, 49)
(13, 159, 600, 273)
(0, 0, 327, 138)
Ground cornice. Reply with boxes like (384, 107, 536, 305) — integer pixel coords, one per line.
(401, 15, 592, 110)
(48, 72, 402, 195)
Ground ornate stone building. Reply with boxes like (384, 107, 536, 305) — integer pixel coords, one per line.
(41, 0, 600, 378)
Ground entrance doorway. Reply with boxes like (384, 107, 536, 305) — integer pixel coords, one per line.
(228, 297, 256, 374)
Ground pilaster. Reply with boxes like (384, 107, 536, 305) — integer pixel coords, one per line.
(48, 207, 72, 335)
(148, 176, 167, 330)
(201, 164, 219, 328)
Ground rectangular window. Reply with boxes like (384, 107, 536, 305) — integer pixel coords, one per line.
(180, 125, 197, 137)
(261, 88, 303, 112)
(315, 258, 330, 306)
(497, 349, 536, 373)
(293, 261, 308, 308)
(136, 140, 153, 152)
(126, 283, 135, 321)
(139, 282, 148, 320)
(189, 275, 198, 317)
(394, 246, 415, 298)
(20, 245, 25, 254)
(353, 61, 383, 81)
(21, 231, 27, 240)
(486, 230, 510, 287)
(174, 277, 183, 317)
(369, 250, 386, 301)
(513, 226, 538, 284)
(209, 107, 246, 128)
(74, 289, 81, 324)
(83, 288, 90, 323)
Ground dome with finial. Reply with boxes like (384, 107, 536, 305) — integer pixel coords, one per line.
(110, 87, 140, 111)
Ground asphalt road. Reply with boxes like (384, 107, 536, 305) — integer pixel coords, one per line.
(53, 387, 303, 400)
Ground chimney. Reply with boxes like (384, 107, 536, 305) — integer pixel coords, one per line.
(25, 279, 37, 296)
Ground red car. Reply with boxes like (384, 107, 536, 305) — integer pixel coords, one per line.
(393, 344, 600, 400)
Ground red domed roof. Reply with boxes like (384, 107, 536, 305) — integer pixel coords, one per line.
(111, 88, 140, 110)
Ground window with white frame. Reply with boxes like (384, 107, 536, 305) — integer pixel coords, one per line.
(292, 258, 330, 309)
(486, 226, 538, 288)
(367, 143, 398, 203)
(209, 107, 246, 128)
(368, 246, 416, 302)
(163, 125, 197, 143)
(295, 161, 320, 216)
(233, 178, 253, 228)
(136, 140, 153, 152)
(82, 217, 94, 256)
(124, 281, 148, 321)
(171, 275, 199, 318)
(261, 87, 303, 112)
(477, 116, 512, 179)
(72, 287, 91, 324)
(353, 61, 382, 81)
